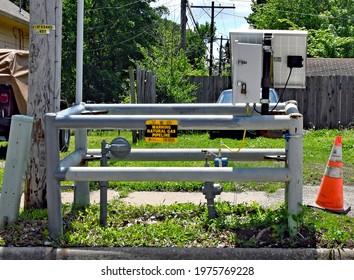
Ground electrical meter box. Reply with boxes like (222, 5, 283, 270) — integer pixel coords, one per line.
(231, 41, 262, 104)
(229, 29, 308, 104)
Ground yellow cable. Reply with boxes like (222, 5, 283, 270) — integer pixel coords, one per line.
(219, 104, 250, 154)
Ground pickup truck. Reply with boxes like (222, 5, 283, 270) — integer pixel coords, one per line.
(209, 88, 282, 140)
(0, 49, 70, 151)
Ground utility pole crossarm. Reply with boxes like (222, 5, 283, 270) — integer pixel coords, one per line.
(191, 5, 235, 8)
(191, 1, 235, 76)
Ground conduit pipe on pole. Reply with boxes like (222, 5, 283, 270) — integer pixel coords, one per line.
(76, 0, 84, 104)
(74, 0, 90, 206)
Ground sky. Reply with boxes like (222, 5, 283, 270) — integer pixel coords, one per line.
(151, 0, 253, 39)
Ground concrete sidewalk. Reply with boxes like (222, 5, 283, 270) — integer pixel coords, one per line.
(60, 185, 353, 217)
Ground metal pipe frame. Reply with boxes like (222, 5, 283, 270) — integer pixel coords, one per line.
(53, 114, 295, 130)
(55, 101, 298, 117)
(56, 166, 291, 182)
(86, 148, 286, 161)
(60, 149, 86, 168)
(84, 102, 287, 115)
(45, 102, 303, 240)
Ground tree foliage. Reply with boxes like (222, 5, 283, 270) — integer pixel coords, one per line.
(14, 0, 209, 103)
(138, 19, 207, 103)
(247, 0, 354, 58)
(186, 23, 210, 68)
(61, 0, 164, 104)
(10, 0, 30, 12)
(60, 0, 208, 104)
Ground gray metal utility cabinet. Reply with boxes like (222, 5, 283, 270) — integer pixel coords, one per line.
(45, 101, 303, 240)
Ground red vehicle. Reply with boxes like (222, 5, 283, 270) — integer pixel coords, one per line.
(0, 84, 20, 139)
(0, 49, 70, 151)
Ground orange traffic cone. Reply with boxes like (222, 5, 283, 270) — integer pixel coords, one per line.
(313, 136, 351, 214)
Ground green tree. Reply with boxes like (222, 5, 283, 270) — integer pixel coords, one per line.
(61, 0, 164, 104)
(185, 23, 210, 68)
(10, 0, 30, 12)
(247, 0, 354, 58)
(138, 20, 207, 103)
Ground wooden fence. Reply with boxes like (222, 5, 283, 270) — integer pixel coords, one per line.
(136, 65, 156, 103)
(283, 76, 354, 129)
(189, 76, 354, 129)
(188, 76, 231, 103)
(133, 72, 353, 129)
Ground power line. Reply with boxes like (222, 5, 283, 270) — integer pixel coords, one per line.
(256, 6, 354, 21)
(84, 0, 144, 12)
(191, 1, 235, 76)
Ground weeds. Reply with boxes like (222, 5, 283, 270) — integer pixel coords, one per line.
(1, 200, 353, 249)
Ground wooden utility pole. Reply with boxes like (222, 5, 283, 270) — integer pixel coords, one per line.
(209, 1, 215, 76)
(180, 0, 187, 50)
(218, 36, 223, 76)
(191, 1, 234, 76)
(25, 0, 62, 209)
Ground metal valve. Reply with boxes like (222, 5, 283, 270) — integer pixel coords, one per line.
(108, 137, 131, 159)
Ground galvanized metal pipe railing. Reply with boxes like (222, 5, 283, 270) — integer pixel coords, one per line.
(83, 102, 287, 115)
(86, 148, 286, 161)
(57, 103, 86, 117)
(54, 101, 297, 118)
(45, 104, 303, 240)
(53, 114, 295, 130)
(60, 149, 86, 168)
(55, 166, 291, 182)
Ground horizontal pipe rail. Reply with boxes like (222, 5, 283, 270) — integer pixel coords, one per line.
(53, 114, 295, 130)
(60, 149, 86, 168)
(83, 103, 286, 115)
(87, 148, 286, 161)
(56, 166, 291, 182)
(57, 103, 86, 117)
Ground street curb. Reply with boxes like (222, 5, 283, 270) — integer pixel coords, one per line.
(1, 247, 354, 260)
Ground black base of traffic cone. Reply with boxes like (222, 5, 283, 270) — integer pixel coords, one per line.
(307, 203, 351, 215)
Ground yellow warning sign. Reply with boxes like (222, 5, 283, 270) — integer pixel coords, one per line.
(145, 120, 178, 143)
(32, 24, 55, 35)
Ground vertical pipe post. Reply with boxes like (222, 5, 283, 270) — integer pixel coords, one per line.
(100, 140, 108, 226)
(129, 66, 137, 144)
(74, 0, 90, 206)
(45, 113, 63, 240)
(0, 115, 33, 228)
(286, 115, 303, 236)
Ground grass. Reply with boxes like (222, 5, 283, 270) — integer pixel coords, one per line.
(2, 128, 353, 193)
(0, 129, 354, 248)
(1, 200, 353, 249)
(72, 128, 354, 194)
